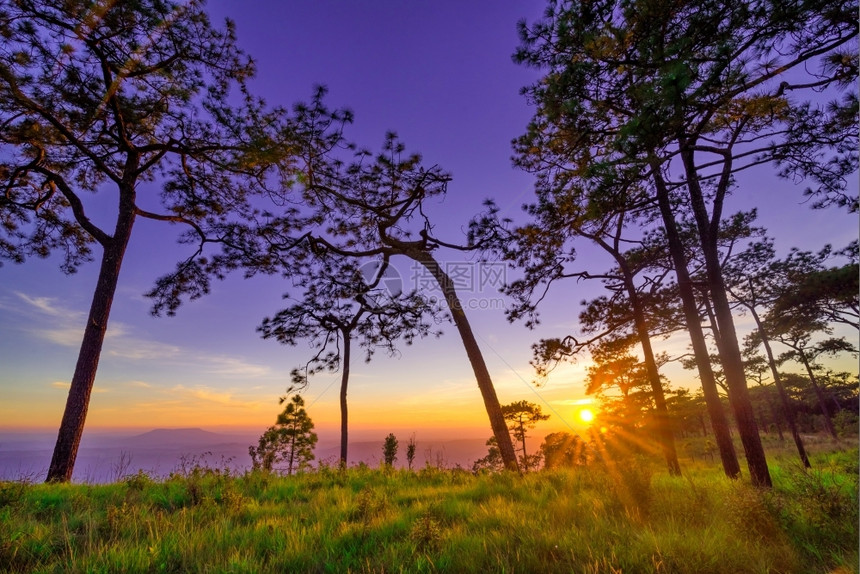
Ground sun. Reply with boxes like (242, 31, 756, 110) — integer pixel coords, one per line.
(578, 408, 595, 424)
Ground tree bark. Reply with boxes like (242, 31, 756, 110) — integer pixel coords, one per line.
(409, 250, 520, 472)
(46, 196, 136, 483)
(619, 263, 682, 476)
(767, 393, 785, 441)
(339, 331, 351, 467)
(288, 429, 296, 475)
(748, 304, 810, 467)
(653, 172, 741, 479)
(796, 350, 839, 440)
(519, 420, 528, 471)
(697, 236, 772, 486)
(680, 146, 772, 487)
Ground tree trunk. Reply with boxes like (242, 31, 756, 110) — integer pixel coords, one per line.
(680, 147, 772, 487)
(409, 250, 520, 472)
(700, 244, 772, 486)
(288, 431, 296, 475)
(767, 393, 785, 441)
(701, 296, 721, 343)
(46, 201, 136, 483)
(519, 422, 528, 471)
(797, 350, 839, 440)
(653, 172, 740, 479)
(340, 331, 351, 467)
(749, 305, 810, 468)
(757, 406, 769, 434)
(620, 265, 682, 476)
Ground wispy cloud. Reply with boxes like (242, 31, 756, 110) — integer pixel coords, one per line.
(205, 357, 271, 378)
(127, 381, 153, 388)
(142, 384, 268, 410)
(15, 293, 85, 320)
(171, 385, 235, 406)
(105, 337, 182, 360)
(36, 327, 84, 347)
(552, 398, 594, 406)
(395, 378, 478, 407)
(10, 292, 271, 380)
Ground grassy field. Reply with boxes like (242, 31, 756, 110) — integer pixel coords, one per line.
(1, 442, 856, 573)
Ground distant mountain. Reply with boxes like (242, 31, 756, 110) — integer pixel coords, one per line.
(124, 428, 251, 448)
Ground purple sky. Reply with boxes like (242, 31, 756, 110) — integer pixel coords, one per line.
(0, 1, 855, 442)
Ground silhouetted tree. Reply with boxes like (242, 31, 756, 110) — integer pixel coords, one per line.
(249, 395, 318, 475)
(502, 400, 550, 471)
(513, 0, 856, 485)
(0, 0, 300, 482)
(269, 133, 520, 472)
(406, 435, 417, 471)
(258, 255, 437, 467)
(584, 342, 668, 443)
(487, 210, 761, 478)
(665, 389, 710, 439)
(769, 242, 859, 331)
(147, 110, 521, 469)
(725, 237, 815, 466)
(382, 433, 399, 467)
(540, 432, 589, 469)
(773, 331, 857, 440)
(476, 196, 683, 475)
(472, 436, 504, 473)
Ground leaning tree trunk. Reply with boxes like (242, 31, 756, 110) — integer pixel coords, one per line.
(653, 173, 741, 479)
(796, 350, 839, 440)
(46, 199, 136, 483)
(748, 304, 810, 468)
(339, 331, 351, 467)
(409, 250, 520, 472)
(618, 263, 682, 476)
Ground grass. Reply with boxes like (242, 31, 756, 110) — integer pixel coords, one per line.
(0, 444, 856, 573)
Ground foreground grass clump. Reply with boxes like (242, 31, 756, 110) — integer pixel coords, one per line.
(1, 450, 856, 573)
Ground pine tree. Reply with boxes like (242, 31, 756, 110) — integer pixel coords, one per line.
(382, 433, 399, 467)
(249, 395, 318, 475)
(0, 0, 298, 482)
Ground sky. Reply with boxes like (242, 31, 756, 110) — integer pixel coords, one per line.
(0, 1, 856, 446)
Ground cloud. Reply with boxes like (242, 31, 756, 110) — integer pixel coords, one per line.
(395, 378, 478, 407)
(127, 381, 153, 388)
(552, 398, 594, 406)
(10, 293, 88, 346)
(142, 384, 268, 411)
(36, 327, 84, 347)
(11, 291, 273, 384)
(204, 357, 271, 378)
(104, 337, 182, 360)
(171, 385, 235, 406)
(15, 293, 85, 320)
